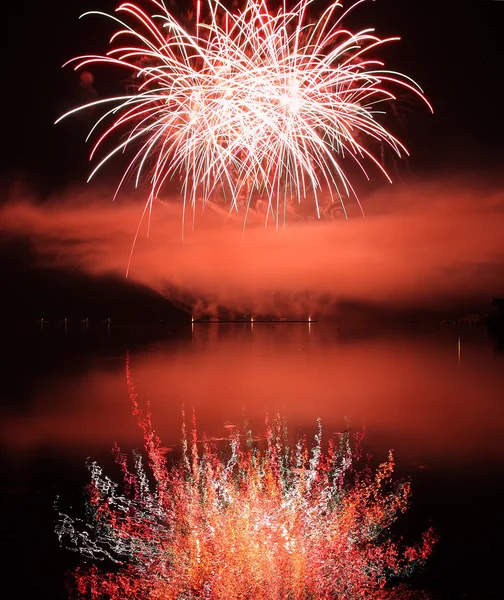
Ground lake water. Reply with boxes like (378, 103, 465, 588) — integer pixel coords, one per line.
(1, 322, 503, 598)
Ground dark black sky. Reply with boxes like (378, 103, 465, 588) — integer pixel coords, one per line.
(2, 0, 504, 322)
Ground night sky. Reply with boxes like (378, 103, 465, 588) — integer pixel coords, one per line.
(2, 0, 504, 323)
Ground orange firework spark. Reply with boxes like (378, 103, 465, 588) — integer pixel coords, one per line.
(55, 358, 436, 599)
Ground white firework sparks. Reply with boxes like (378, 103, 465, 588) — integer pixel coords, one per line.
(57, 0, 432, 234)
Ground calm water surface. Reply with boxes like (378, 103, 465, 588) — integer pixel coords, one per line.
(1, 322, 503, 598)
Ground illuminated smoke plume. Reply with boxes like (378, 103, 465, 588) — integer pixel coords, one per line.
(2, 178, 504, 318)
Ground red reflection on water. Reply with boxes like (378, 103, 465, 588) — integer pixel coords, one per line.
(2, 326, 504, 465)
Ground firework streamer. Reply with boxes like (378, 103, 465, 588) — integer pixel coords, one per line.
(57, 0, 431, 248)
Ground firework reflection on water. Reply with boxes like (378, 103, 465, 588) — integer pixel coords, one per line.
(55, 354, 436, 599)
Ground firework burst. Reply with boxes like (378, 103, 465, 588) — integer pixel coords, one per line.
(55, 357, 436, 599)
(57, 0, 431, 233)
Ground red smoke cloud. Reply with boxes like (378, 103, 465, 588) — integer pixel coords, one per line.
(1, 177, 504, 316)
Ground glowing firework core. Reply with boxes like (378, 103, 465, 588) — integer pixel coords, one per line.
(59, 0, 431, 227)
